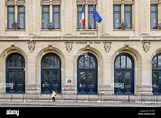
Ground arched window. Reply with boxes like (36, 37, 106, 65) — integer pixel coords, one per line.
(77, 53, 98, 94)
(114, 53, 134, 95)
(41, 53, 61, 94)
(6, 53, 25, 93)
(152, 53, 161, 95)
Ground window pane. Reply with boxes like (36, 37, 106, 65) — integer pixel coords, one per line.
(116, 71, 122, 83)
(17, 71, 23, 85)
(43, 55, 60, 68)
(115, 54, 133, 69)
(158, 55, 161, 69)
(44, 71, 50, 85)
(7, 54, 25, 68)
(152, 56, 157, 69)
(18, 6, 25, 29)
(9, 71, 15, 84)
(80, 72, 86, 87)
(52, 6, 60, 29)
(77, 5, 85, 29)
(127, 57, 132, 68)
(150, 5, 158, 29)
(125, 72, 130, 85)
(78, 54, 96, 69)
(82, 55, 96, 69)
(79, 56, 84, 68)
(84, 55, 90, 68)
(121, 56, 126, 68)
(153, 72, 159, 86)
(53, 71, 58, 87)
(42, 6, 50, 29)
(89, 56, 95, 68)
(7, 6, 15, 29)
(115, 56, 120, 68)
(53, 56, 60, 68)
(124, 5, 132, 29)
(88, 5, 96, 29)
(89, 71, 94, 85)
(113, 5, 121, 29)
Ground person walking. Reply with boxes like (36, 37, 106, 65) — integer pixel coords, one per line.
(51, 90, 56, 102)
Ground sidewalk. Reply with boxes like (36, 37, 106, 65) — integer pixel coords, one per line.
(1, 100, 161, 107)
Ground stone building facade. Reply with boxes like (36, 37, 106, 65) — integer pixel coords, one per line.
(0, 0, 161, 97)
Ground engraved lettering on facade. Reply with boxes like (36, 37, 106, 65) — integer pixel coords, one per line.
(80, 32, 95, 35)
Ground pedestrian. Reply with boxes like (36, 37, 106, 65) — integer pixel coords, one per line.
(51, 90, 56, 102)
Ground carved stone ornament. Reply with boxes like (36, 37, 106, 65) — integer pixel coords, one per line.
(86, 43, 90, 50)
(124, 43, 129, 50)
(28, 41, 36, 52)
(142, 41, 150, 53)
(11, 44, 16, 49)
(103, 41, 111, 53)
(65, 41, 73, 52)
(48, 45, 53, 50)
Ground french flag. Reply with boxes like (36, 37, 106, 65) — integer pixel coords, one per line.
(82, 6, 85, 27)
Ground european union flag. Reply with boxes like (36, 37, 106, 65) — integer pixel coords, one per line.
(93, 7, 102, 23)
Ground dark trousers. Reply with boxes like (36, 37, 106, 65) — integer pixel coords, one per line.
(52, 97, 55, 102)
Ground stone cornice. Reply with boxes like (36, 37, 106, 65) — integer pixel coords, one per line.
(1, 35, 161, 41)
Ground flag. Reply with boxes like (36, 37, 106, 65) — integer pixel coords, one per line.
(93, 7, 102, 23)
(82, 6, 85, 27)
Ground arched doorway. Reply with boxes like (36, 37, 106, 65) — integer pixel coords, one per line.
(114, 53, 134, 95)
(41, 53, 61, 94)
(152, 53, 161, 95)
(6, 53, 25, 93)
(77, 52, 98, 94)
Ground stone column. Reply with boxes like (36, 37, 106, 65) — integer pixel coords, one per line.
(62, 42, 76, 94)
(25, 49, 38, 93)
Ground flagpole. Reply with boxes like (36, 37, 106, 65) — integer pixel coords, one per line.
(92, 5, 95, 30)
(81, 5, 83, 30)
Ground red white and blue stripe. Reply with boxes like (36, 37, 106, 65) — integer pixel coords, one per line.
(82, 6, 85, 27)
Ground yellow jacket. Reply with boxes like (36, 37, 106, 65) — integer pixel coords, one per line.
(52, 91, 56, 97)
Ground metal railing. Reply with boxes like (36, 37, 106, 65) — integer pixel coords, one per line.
(0, 93, 161, 103)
